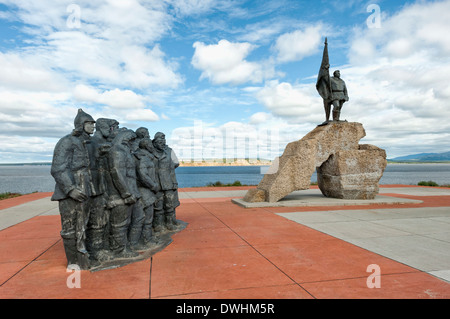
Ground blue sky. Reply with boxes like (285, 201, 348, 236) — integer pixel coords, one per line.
(0, 0, 450, 163)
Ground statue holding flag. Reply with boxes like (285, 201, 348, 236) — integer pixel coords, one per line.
(316, 38, 349, 125)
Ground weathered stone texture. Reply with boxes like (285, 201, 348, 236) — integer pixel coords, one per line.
(243, 122, 386, 202)
(317, 145, 387, 199)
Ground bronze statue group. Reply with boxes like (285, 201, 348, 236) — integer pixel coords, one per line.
(51, 109, 182, 270)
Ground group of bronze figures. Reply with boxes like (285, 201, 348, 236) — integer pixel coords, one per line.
(51, 109, 183, 270)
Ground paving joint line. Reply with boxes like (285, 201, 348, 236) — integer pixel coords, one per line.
(149, 257, 153, 299)
(152, 283, 302, 299)
(295, 270, 423, 286)
(0, 238, 62, 287)
(191, 197, 317, 299)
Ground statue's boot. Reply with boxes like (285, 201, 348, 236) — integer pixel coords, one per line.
(114, 248, 139, 259)
(62, 236, 90, 269)
(110, 227, 138, 258)
(153, 213, 165, 233)
(141, 223, 155, 246)
(128, 227, 147, 251)
(86, 228, 113, 262)
(165, 211, 178, 231)
(333, 110, 340, 121)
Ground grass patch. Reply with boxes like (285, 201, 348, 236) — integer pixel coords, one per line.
(418, 181, 450, 187)
(206, 180, 247, 187)
(205, 180, 319, 187)
(0, 192, 22, 200)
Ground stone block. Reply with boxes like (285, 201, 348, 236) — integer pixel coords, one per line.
(317, 145, 387, 200)
(243, 122, 368, 203)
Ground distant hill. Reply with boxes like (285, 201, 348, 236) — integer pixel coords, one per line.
(389, 151, 450, 162)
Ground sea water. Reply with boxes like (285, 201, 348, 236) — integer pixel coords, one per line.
(1, 163, 450, 194)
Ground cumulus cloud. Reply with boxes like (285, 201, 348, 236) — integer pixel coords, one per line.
(349, 1, 450, 63)
(2, 0, 181, 90)
(0, 135, 57, 163)
(254, 80, 323, 123)
(0, 52, 68, 92)
(274, 24, 324, 62)
(0, 90, 79, 138)
(73, 85, 160, 122)
(249, 112, 272, 124)
(192, 39, 273, 85)
(169, 0, 215, 16)
(73, 85, 146, 109)
(0, 0, 181, 161)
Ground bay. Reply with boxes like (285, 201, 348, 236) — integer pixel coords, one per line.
(0, 163, 449, 195)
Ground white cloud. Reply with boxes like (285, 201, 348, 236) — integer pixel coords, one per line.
(192, 39, 272, 85)
(274, 24, 324, 62)
(349, 1, 450, 62)
(2, 1, 181, 90)
(73, 85, 146, 109)
(254, 80, 323, 123)
(123, 108, 160, 122)
(169, 0, 215, 16)
(0, 52, 68, 92)
(0, 90, 79, 137)
(2, 0, 172, 44)
(249, 112, 271, 124)
(72, 85, 160, 122)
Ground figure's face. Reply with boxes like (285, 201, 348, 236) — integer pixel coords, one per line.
(153, 138, 165, 151)
(107, 123, 119, 140)
(84, 121, 95, 134)
(334, 71, 340, 78)
(97, 123, 109, 137)
(122, 132, 136, 147)
(138, 130, 149, 139)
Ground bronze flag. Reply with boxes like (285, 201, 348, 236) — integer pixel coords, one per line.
(316, 37, 332, 101)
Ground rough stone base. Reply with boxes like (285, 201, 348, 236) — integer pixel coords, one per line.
(317, 144, 387, 200)
(242, 122, 387, 203)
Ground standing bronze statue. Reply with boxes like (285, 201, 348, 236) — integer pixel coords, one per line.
(134, 138, 160, 247)
(316, 38, 349, 125)
(152, 132, 181, 232)
(51, 109, 97, 269)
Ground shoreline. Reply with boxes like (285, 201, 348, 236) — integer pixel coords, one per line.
(179, 160, 272, 167)
(2, 160, 450, 167)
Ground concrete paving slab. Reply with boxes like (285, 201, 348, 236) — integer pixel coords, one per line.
(295, 219, 412, 239)
(0, 197, 57, 231)
(329, 209, 413, 221)
(429, 270, 450, 282)
(349, 235, 450, 273)
(371, 218, 450, 235)
(374, 207, 450, 218)
(232, 189, 422, 208)
(379, 187, 450, 196)
(276, 210, 355, 224)
(277, 206, 450, 283)
(181, 190, 247, 199)
(423, 231, 450, 243)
